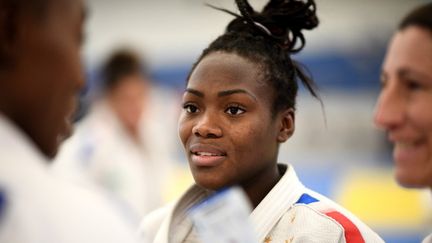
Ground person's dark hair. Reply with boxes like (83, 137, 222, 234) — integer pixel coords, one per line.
(102, 49, 147, 91)
(399, 3, 432, 33)
(188, 0, 321, 115)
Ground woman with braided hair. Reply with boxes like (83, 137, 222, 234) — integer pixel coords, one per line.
(140, 0, 383, 242)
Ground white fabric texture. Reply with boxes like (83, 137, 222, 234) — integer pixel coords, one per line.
(0, 114, 143, 243)
(139, 164, 384, 243)
(53, 98, 175, 218)
(423, 233, 432, 243)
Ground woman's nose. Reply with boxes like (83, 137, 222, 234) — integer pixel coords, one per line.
(374, 85, 405, 131)
(192, 112, 222, 138)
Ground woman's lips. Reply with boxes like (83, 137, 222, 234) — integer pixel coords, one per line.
(191, 153, 226, 167)
(393, 140, 426, 164)
(190, 144, 227, 167)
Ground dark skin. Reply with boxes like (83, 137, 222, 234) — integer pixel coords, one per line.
(243, 111, 294, 208)
(0, 0, 85, 159)
(179, 52, 294, 207)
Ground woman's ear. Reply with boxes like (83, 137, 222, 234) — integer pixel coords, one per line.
(276, 108, 295, 143)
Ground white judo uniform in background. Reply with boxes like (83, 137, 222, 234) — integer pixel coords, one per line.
(139, 164, 384, 243)
(0, 114, 142, 243)
(424, 234, 432, 243)
(53, 88, 179, 219)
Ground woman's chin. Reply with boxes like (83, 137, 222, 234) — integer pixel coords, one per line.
(193, 176, 228, 191)
(395, 169, 432, 189)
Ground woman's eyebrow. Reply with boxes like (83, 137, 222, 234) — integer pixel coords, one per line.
(185, 88, 204, 98)
(217, 89, 257, 101)
(398, 67, 432, 82)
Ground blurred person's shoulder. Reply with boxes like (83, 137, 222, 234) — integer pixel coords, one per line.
(75, 100, 121, 140)
(0, 166, 141, 243)
(0, 178, 141, 243)
(0, 115, 141, 243)
(53, 100, 122, 168)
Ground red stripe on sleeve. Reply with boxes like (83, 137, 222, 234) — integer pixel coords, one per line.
(325, 211, 365, 243)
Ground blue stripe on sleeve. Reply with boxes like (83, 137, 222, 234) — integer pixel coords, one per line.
(295, 193, 319, 205)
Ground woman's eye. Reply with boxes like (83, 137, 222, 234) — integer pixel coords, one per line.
(183, 104, 199, 113)
(406, 80, 422, 91)
(225, 106, 245, 115)
(379, 78, 386, 89)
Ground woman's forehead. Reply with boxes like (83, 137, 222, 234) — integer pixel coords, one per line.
(189, 52, 264, 85)
(384, 26, 432, 78)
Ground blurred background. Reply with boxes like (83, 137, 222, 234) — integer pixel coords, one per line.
(57, 0, 432, 242)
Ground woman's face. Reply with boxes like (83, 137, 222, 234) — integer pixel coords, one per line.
(179, 52, 293, 190)
(108, 75, 147, 134)
(374, 26, 432, 188)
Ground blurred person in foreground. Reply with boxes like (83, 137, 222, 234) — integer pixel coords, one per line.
(374, 3, 432, 242)
(140, 0, 384, 242)
(54, 49, 176, 219)
(0, 1, 142, 242)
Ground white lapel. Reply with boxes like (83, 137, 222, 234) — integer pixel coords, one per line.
(249, 164, 305, 242)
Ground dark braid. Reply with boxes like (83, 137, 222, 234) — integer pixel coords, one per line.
(235, 0, 255, 25)
(188, 0, 321, 116)
(261, 0, 318, 52)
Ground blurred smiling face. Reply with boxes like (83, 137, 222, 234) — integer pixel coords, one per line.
(178, 52, 285, 191)
(374, 26, 432, 188)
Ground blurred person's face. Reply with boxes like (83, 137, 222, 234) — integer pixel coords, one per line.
(374, 26, 432, 188)
(0, 0, 85, 158)
(108, 75, 147, 135)
(178, 52, 293, 193)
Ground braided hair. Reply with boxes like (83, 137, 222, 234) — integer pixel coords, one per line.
(188, 0, 321, 116)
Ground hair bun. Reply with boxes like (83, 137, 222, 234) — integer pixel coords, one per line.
(225, 0, 318, 53)
(262, 0, 318, 31)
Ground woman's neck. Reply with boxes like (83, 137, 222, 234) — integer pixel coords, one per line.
(242, 164, 282, 208)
